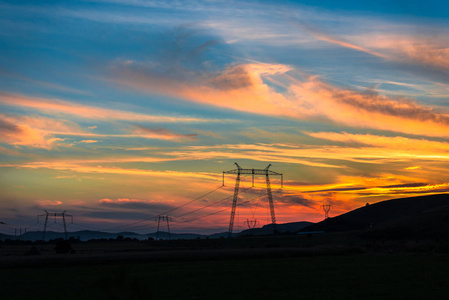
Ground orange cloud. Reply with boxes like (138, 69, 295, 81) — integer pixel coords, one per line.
(280, 173, 449, 212)
(79, 139, 98, 144)
(2, 160, 221, 181)
(297, 23, 386, 58)
(359, 34, 449, 72)
(0, 114, 81, 149)
(296, 22, 449, 74)
(0, 91, 219, 123)
(307, 132, 449, 154)
(175, 140, 449, 168)
(112, 62, 449, 138)
(132, 125, 198, 141)
(37, 200, 63, 206)
(405, 166, 421, 170)
(0, 113, 202, 149)
(99, 198, 145, 204)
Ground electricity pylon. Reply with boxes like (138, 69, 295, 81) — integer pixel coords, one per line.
(322, 204, 332, 219)
(37, 210, 73, 241)
(155, 215, 172, 240)
(223, 163, 283, 238)
(244, 218, 259, 229)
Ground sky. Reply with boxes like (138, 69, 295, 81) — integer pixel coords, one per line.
(1, 0, 449, 235)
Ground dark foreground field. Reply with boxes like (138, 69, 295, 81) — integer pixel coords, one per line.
(1, 239, 449, 300)
(4, 190, 449, 300)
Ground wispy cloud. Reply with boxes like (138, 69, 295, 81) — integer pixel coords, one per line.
(0, 92, 218, 123)
(0, 114, 80, 149)
(131, 125, 198, 141)
(1, 160, 220, 181)
(99, 198, 175, 212)
(78, 139, 98, 144)
(297, 23, 449, 80)
(0, 68, 89, 95)
(308, 131, 449, 151)
(358, 33, 449, 74)
(0, 112, 202, 149)
(112, 58, 449, 138)
(296, 22, 386, 58)
(36, 200, 63, 206)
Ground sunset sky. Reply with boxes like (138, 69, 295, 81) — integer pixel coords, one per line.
(1, 0, 449, 235)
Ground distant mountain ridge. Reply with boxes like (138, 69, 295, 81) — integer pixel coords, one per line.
(6, 193, 447, 242)
(239, 221, 313, 236)
(0, 221, 313, 242)
(0, 230, 206, 242)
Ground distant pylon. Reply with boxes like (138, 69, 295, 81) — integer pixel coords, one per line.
(322, 204, 332, 219)
(37, 210, 73, 241)
(155, 215, 172, 240)
(244, 218, 259, 229)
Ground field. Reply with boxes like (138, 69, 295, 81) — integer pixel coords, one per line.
(1, 236, 449, 300)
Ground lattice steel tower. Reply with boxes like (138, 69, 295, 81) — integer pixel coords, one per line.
(223, 163, 283, 238)
(37, 210, 73, 241)
(322, 204, 332, 219)
(155, 215, 172, 240)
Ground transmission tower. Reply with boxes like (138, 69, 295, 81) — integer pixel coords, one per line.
(37, 210, 73, 241)
(155, 215, 172, 240)
(322, 204, 332, 219)
(223, 163, 283, 238)
(244, 218, 259, 229)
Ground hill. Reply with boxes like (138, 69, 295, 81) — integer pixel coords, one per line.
(300, 193, 449, 238)
(361, 203, 449, 239)
(0, 221, 313, 242)
(239, 221, 313, 236)
(0, 230, 206, 242)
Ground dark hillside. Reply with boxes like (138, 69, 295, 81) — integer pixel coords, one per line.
(300, 193, 449, 234)
(239, 221, 313, 236)
(361, 203, 449, 239)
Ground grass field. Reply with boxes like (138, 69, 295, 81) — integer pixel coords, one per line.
(1, 253, 448, 300)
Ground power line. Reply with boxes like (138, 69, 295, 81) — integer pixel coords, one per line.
(179, 200, 251, 224)
(177, 191, 269, 224)
(163, 185, 223, 215)
(99, 185, 223, 232)
(173, 187, 253, 219)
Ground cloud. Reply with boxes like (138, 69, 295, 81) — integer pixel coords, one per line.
(83, 211, 155, 221)
(79, 139, 98, 144)
(131, 125, 198, 141)
(405, 166, 421, 170)
(99, 198, 175, 211)
(36, 200, 63, 206)
(194, 129, 223, 139)
(278, 194, 316, 208)
(170, 136, 449, 169)
(169, 144, 344, 168)
(381, 183, 428, 189)
(296, 22, 386, 58)
(369, 182, 449, 195)
(2, 160, 221, 181)
(359, 34, 449, 74)
(111, 54, 449, 138)
(0, 91, 218, 123)
(306, 132, 449, 157)
(0, 112, 203, 150)
(0, 118, 20, 133)
(0, 114, 80, 149)
(298, 23, 449, 80)
(0, 145, 23, 155)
